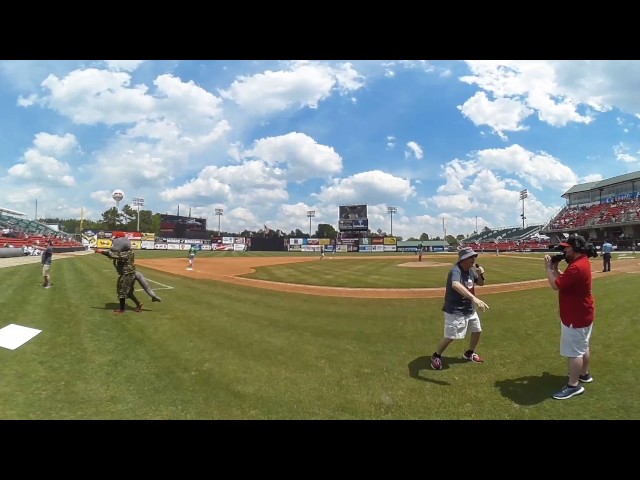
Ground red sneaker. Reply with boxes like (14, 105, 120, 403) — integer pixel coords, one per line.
(135, 303, 143, 312)
(431, 355, 443, 370)
(113, 309, 125, 314)
(463, 352, 484, 363)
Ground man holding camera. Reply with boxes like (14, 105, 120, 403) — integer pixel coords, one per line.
(544, 235, 597, 400)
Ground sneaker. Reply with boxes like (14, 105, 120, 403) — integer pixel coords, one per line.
(113, 309, 125, 314)
(579, 373, 594, 383)
(44, 285, 52, 289)
(152, 296, 162, 302)
(431, 355, 443, 370)
(552, 385, 585, 400)
(463, 352, 484, 363)
(135, 303, 143, 312)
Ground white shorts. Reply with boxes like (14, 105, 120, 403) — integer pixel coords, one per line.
(560, 323, 592, 357)
(443, 311, 482, 340)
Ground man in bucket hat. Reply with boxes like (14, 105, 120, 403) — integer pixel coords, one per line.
(431, 247, 489, 370)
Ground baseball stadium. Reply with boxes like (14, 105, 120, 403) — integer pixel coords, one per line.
(0, 172, 639, 419)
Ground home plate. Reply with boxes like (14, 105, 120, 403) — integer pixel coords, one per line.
(0, 324, 42, 350)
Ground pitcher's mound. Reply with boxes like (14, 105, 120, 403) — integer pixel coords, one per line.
(399, 261, 450, 268)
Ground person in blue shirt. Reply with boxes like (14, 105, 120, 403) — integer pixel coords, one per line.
(601, 240, 613, 272)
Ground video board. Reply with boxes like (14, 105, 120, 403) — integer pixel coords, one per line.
(339, 204, 367, 220)
(339, 204, 368, 231)
(160, 214, 207, 238)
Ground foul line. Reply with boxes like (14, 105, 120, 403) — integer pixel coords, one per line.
(140, 278, 174, 291)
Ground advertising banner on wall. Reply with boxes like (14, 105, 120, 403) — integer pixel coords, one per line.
(339, 219, 369, 231)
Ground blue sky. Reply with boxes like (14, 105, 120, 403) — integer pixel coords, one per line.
(1, 60, 639, 239)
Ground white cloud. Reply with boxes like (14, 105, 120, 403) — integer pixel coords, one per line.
(386, 136, 396, 149)
(405, 141, 423, 160)
(458, 91, 533, 140)
(243, 132, 343, 182)
(219, 61, 364, 115)
(6, 133, 78, 187)
(315, 170, 416, 205)
(104, 60, 145, 72)
(614, 142, 640, 164)
(457, 60, 640, 138)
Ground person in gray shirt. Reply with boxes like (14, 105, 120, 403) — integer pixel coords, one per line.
(42, 240, 53, 289)
(430, 247, 489, 370)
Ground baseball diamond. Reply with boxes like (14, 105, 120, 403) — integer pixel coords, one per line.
(136, 255, 640, 298)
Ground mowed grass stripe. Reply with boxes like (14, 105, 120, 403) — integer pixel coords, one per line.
(241, 255, 582, 288)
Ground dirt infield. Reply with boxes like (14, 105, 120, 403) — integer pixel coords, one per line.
(136, 255, 640, 298)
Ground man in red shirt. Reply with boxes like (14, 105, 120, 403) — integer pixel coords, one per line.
(544, 235, 597, 400)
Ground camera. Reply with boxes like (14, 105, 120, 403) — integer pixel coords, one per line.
(550, 253, 566, 264)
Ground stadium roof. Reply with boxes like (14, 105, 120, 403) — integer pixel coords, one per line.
(0, 206, 26, 216)
(562, 170, 640, 197)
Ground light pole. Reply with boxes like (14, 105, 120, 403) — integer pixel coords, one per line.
(307, 210, 315, 237)
(215, 208, 224, 235)
(519, 189, 528, 229)
(133, 197, 144, 232)
(386, 206, 397, 236)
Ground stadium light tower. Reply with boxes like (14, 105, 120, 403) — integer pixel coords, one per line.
(215, 208, 224, 235)
(386, 206, 397, 236)
(307, 210, 315, 237)
(519, 189, 528, 229)
(133, 197, 144, 232)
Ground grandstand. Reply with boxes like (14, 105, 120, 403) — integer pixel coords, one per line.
(0, 206, 83, 250)
(460, 224, 549, 252)
(540, 171, 640, 250)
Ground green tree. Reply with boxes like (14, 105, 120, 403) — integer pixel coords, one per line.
(100, 207, 123, 230)
(133, 209, 155, 232)
(419, 233, 430, 241)
(317, 223, 337, 238)
(121, 204, 135, 227)
(456, 234, 466, 241)
(445, 234, 458, 247)
(150, 213, 162, 234)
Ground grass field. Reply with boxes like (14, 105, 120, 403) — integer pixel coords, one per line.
(0, 250, 638, 419)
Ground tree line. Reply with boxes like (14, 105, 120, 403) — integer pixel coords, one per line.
(38, 205, 466, 246)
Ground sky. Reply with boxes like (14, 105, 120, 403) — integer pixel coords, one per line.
(1, 59, 639, 239)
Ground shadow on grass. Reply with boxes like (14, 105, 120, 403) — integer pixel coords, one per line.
(408, 356, 468, 385)
(91, 303, 147, 312)
(495, 372, 566, 405)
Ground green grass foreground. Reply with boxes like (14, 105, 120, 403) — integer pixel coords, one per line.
(0, 251, 638, 419)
